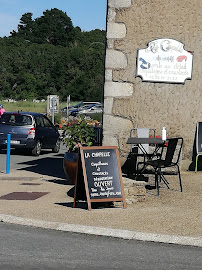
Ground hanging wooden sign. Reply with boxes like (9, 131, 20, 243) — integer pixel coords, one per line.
(73, 146, 126, 210)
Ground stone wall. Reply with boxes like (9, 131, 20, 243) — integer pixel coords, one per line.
(114, 177, 146, 206)
(103, 0, 202, 166)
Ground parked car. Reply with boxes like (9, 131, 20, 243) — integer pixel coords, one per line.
(61, 101, 102, 116)
(70, 104, 90, 117)
(77, 104, 103, 116)
(61, 102, 84, 114)
(0, 112, 60, 156)
(70, 103, 103, 117)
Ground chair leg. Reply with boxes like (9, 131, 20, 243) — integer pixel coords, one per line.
(160, 173, 170, 189)
(155, 170, 160, 196)
(136, 161, 145, 180)
(195, 154, 199, 172)
(177, 164, 182, 192)
(135, 162, 141, 180)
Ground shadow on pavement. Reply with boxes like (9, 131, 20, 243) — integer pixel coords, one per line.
(47, 179, 69, 185)
(55, 187, 88, 210)
(55, 201, 115, 210)
(17, 154, 66, 179)
(55, 202, 88, 210)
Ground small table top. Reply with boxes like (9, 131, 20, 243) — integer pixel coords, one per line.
(127, 137, 165, 145)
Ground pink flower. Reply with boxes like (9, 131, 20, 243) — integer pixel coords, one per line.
(75, 143, 82, 148)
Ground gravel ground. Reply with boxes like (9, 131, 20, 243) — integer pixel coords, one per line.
(0, 169, 201, 238)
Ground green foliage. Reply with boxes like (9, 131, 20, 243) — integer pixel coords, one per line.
(53, 113, 63, 124)
(62, 118, 96, 152)
(10, 9, 75, 46)
(0, 8, 105, 102)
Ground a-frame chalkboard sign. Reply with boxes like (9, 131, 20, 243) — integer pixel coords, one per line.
(73, 146, 126, 210)
(195, 122, 202, 171)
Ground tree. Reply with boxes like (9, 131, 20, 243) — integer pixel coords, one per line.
(11, 13, 35, 41)
(10, 9, 75, 46)
(0, 9, 106, 101)
(33, 8, 75, 45)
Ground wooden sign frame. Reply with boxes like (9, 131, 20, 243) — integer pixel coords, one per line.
(73, 146, 126, 210)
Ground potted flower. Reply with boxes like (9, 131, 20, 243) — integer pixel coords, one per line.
(62, 117, 97, 184)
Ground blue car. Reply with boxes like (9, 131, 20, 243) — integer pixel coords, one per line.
(61, 102, 84, 115)
(0, 112, 60, 156)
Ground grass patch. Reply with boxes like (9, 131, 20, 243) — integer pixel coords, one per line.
(0, 100, 71, 114)
(0, 100, 102, 124)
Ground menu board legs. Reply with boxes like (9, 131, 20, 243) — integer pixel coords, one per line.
(73, 146, 127, 211)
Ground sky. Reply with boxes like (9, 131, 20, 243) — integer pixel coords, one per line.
(0, 0, 107, 37)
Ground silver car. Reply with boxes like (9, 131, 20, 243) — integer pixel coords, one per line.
(0, 112, 60, 156)
(77, 104, 103, 116)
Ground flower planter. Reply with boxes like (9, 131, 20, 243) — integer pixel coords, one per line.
(62, 118, 103, 185)
(63, 152, 78, 185)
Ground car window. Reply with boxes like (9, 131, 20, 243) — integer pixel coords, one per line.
(43, 116, 53, 127)
(22, 115, 32, 125)
(0, 114, 32, 126)
(90, 105, 102, 110)
(35, 116, 44, 127)
(74, 102, 83, 108)
(0, 114, 11, 124)
(78, 105, 89, 110)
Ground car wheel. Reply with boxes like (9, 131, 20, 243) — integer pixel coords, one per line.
(52, 139, 60, 153)
(32, 140, 41, 156)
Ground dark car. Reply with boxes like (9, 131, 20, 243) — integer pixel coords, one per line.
(0, 112, 60, 156)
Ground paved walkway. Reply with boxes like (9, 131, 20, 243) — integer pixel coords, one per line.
(0, 169, 201, 247)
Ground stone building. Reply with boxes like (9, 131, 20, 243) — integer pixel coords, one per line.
(103, 0, 202, 168)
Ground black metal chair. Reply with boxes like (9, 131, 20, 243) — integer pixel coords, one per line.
(137, 137, 183, 195)
(126, 128, 157, 179)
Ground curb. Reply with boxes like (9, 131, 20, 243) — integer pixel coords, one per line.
(0, 214, 201, 247)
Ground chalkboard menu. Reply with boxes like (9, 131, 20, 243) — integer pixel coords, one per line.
(197, 122, 202, 153)
(74, 146, 126, 210)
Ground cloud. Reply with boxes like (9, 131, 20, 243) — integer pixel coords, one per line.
(0, 13, 19, 37)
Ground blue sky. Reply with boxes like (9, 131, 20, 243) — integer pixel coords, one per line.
(0, 0, 107, 37)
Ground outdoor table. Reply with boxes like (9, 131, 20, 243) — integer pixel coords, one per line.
(126, 137, 166, 178)
(126, 137, 165, 157)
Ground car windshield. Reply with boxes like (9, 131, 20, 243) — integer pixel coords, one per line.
(0, 114, 32, 126)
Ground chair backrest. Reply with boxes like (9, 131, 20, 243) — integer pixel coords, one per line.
(130, 128, 156, 153)
(164, 137, 183, 166)
(137, 128, 150, 153)
(130, 128, 156, 138)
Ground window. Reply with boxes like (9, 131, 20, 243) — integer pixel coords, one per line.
(35, 116, 44, 127)
(43, 116, 52, 127)
(0, 114, 32, 126)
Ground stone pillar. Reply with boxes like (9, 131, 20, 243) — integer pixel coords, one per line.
(103, 0, 133, 160)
